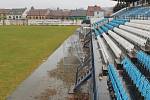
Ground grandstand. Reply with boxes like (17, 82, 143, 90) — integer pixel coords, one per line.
(92, 17, 150, 99)
(113, 6, 150, 19)
(73, 1, 150, 100)
(113, 0, 150, 13)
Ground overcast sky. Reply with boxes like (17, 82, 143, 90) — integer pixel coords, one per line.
(0, 0, 117, 9)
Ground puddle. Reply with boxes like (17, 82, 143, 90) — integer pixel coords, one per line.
(8, 32, 80, 100)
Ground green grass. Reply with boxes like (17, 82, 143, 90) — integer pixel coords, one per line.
(0, 25, 78, 100)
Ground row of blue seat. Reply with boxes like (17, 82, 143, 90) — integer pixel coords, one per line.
(122, 57, 150, 100)
(93, 18, 128, 28)
(93, 18, 107, 37)
(116, 7, 138, 17)
(93, 29, 100, 37)
(93, 18, 108, 27)
(99, 19, 125, 33)
(93, 19, 129, 37)
(136, 51, 150, 72)
(111, 20, 126, 25)
(108, 64, 129, 100)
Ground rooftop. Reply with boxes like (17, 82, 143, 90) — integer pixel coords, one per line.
(0, 9, 11, 14)
(8, 8, 26, 15)
(27, 9, 50, 16)
(69, 9, 87, 17)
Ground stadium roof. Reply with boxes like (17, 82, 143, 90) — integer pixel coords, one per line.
(0, 9, 10, 14)
(8, 8, 26, 15)
(27, 9, 49, 16)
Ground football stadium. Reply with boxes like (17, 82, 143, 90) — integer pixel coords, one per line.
(0, 0, 150, 100)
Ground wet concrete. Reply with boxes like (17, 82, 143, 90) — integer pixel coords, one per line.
(92, 37, 111, 100)
(8, 33, 79, 100)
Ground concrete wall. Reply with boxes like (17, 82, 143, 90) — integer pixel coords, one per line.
(5, 20, 27, 25)
(0, 20, 3, 25)
(27, 19, 82, 25)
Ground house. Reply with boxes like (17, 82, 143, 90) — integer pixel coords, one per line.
(27, 7, 50, 19)
(49, 9, 70, 19)
(0, 9, 10, 19)
(69, 9, 87, 20)
(86, 5, 104, 20)
(27, 7, 70, 20)
(7, 8, 27, 20)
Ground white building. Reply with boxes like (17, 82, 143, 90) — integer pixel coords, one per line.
(86, 5, 104, 24)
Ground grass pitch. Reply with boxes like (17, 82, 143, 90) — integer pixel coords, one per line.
(0, 25, 78, 99)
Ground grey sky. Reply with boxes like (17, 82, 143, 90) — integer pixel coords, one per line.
(0, 0, 117, 9)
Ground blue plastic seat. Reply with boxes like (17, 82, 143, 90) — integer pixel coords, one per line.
(142, 79, 149, 97)
(145, 90, 150, 100)
(101, 25, 109, 33)
(111, 20, 125, 25)
(94, 29, 100, 37)
(136, 51, 150, 72)
(139, 76, 145, 92)
(122, 57, 150, 99)
(114, 6, 150, 19)
(109, 22, 119, 27)
(104, 24, 114, 30)
(108, 64, 129, 100)
(97, 28, 104, 35)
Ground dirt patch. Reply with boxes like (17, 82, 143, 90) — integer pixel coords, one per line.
(35, 55, 80, 100)
(34, 89, 57, 100)
(48, 56, 79, 87)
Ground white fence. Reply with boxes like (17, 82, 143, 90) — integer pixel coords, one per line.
(5, 20, 27, 25)
(0, 19, 82, 26)
(28, 19, 82, 25)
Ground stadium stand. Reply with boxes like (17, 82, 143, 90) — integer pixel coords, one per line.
(75, 3, 150, 99)
(113, 6, 150, 20)
(93, 18, 149, 48)
(92, 14, 150, 99)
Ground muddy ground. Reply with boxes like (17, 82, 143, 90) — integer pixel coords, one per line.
(34, 48, 80, 100)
